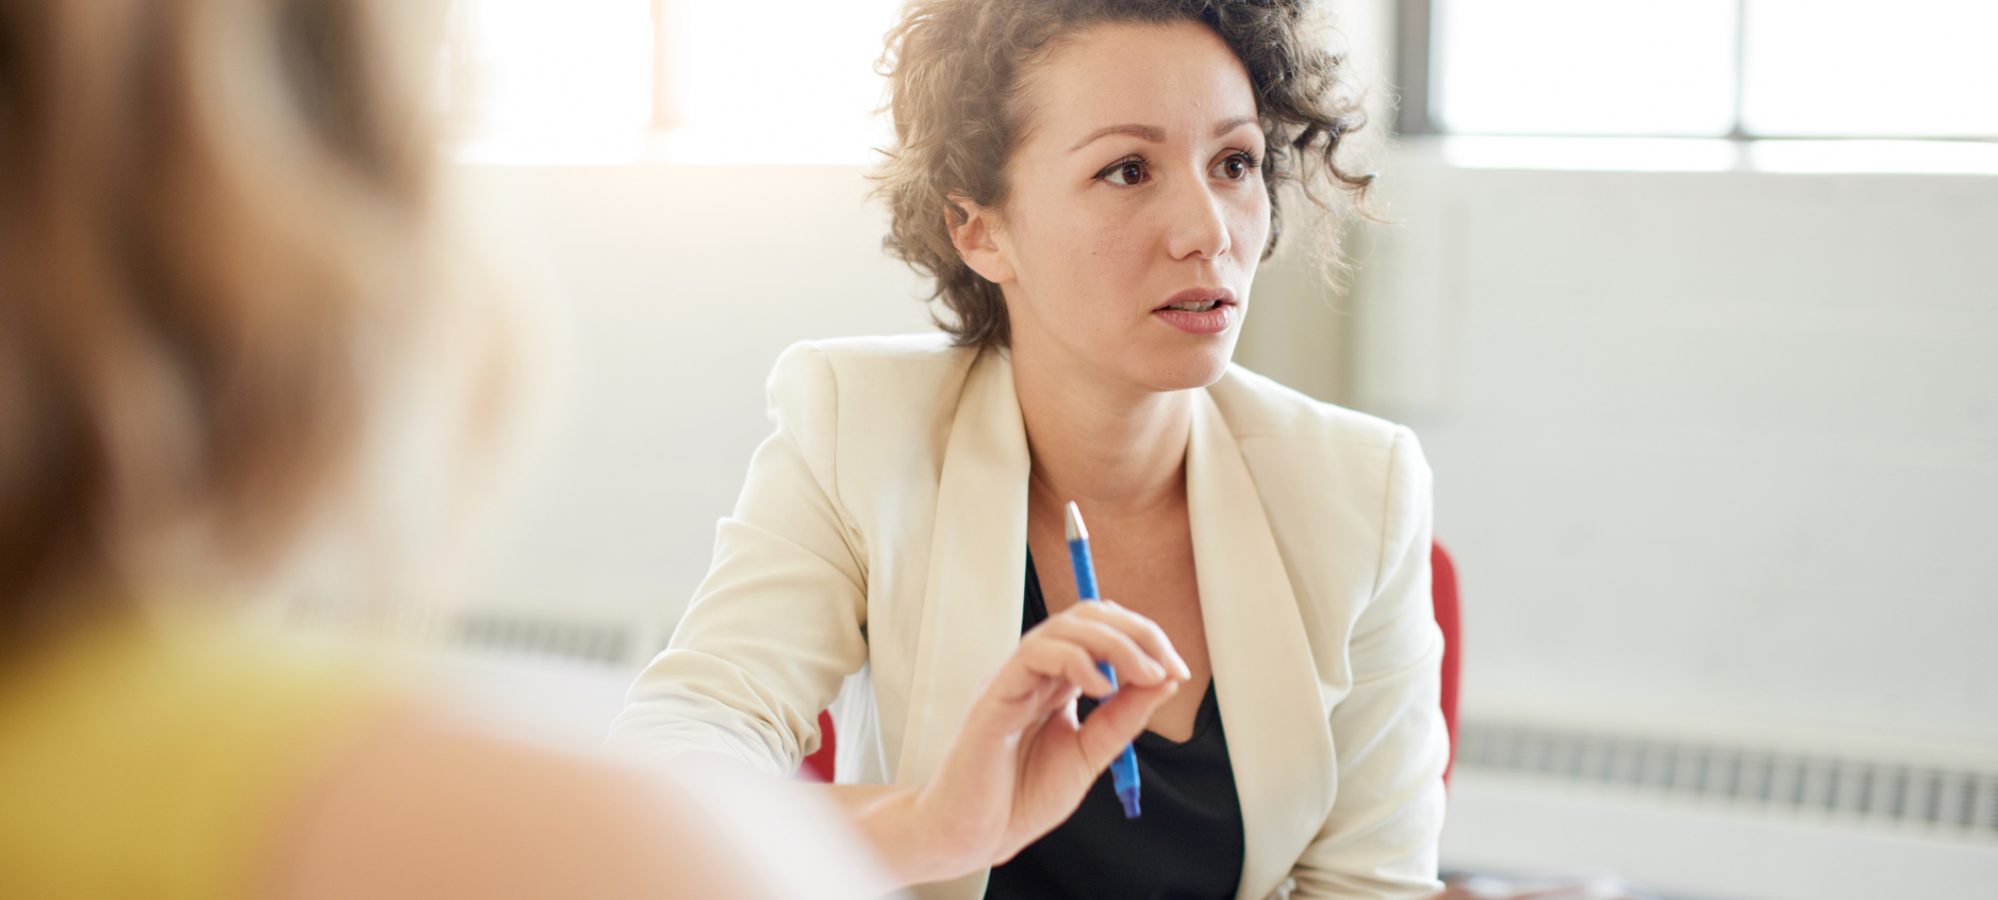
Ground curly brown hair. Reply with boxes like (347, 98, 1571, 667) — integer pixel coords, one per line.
(872, 0, 1374, 349)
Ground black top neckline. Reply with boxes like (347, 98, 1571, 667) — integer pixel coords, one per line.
(987, 545, 1247, 900)
(1022, 547, 1222, 751)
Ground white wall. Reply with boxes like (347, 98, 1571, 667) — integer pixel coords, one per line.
(1352, 141, 1998, 759)
(452, 165, 932, 627)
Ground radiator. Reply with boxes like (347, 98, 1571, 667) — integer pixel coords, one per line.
(1444, 717, 1998, 899)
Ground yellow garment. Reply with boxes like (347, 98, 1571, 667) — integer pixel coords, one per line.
(0, 617, 390, 899)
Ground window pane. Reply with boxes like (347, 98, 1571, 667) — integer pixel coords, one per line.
(1432, 0, 1738, 136)
(657, 0, 901, 163)
(447, 0, 655, 161)
(446, 0, 901, 164)
(1742, 0, 1998, 137)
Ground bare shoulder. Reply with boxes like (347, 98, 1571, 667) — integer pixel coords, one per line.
(264, 704, 866, 900)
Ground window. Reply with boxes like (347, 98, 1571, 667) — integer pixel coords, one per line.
(1403, 0, 1998, 140)
(443, 0, 903, 164)
(1739, 0, 1998, 137)
(442, 0, 656, 162)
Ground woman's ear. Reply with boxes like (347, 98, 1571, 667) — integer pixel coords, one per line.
(946, 195, 1016, 285)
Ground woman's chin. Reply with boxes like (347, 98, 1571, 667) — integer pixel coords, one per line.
(1133, 347, 1236, 394)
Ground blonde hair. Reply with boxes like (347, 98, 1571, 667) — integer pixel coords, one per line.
(0, 0, 481, 648)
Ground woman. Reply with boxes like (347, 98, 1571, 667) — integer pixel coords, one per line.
(612, 1, 1448, 898)
(0, 1, 884, 897)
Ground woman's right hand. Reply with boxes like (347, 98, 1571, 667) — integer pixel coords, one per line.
(879, 599, 1191, 883)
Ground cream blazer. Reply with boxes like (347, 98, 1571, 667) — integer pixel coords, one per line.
(611, 334, 1447, 900)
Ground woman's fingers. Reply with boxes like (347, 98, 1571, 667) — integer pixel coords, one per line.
(1030, 611, 1177, 687)
(1077, 601, 1192, 681)
(1073, 680, 1179, 770)
(975, 601, 1188, 742)
(971, 640, 1100, 740)
(1022, 639, 1113, 696)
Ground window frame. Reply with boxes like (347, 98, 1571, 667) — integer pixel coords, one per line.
(1393, 0, 1997, 143)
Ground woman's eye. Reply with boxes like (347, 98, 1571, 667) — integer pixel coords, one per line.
(1102, 159, 1148, 186)
(1213, 151, 1258, 180)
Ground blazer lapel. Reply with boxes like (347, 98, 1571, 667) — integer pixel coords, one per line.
(1187, 390, 1335, 900)
(897, 347, 1031, 789)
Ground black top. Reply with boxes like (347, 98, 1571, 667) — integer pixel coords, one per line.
(983, 550, 1245, 900)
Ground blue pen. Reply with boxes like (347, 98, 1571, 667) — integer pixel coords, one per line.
(1064, 501, 1143, 819)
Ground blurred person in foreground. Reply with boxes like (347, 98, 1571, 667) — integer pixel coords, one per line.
(0, 1, 886, 897)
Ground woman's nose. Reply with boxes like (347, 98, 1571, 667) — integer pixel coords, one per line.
(1164, 178, 1231, 262)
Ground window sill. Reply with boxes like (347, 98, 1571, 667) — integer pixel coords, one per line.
(1397, 135, 1998, 176)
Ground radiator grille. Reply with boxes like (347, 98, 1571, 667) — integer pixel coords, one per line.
(448, 612, 640, 666)
(1457, 720, 1998, 840)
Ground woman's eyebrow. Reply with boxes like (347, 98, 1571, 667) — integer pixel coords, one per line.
(1068, 123, 1166, 152)
(1211, 114, 1258, 137)
(1067, 115, 1261, 153)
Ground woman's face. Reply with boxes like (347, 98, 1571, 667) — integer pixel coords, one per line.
(966, 20, 1271, 395)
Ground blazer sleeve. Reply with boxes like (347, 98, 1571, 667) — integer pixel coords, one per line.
(606, 343, 869, 775)
(1289, 425, 1449, 898)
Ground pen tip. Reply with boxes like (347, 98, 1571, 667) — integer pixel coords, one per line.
(1117, 786, 1141, 819)
(1064, 501, 1087, 542)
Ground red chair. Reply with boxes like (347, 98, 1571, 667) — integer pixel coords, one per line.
(1432, 541, 1460, 787)
(803, 541, 1462, 786)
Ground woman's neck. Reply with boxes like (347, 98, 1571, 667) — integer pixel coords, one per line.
(1011, 350, 1192, 518)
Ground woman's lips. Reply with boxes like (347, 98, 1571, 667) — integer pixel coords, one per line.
(1153, 301, 1235, 334)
